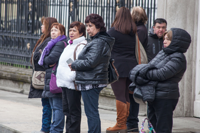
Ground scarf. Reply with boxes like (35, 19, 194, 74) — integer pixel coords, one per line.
(38, 35, 67, 65)
(69, 40, 73, 45)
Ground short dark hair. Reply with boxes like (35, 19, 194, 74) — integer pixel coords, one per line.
(69, 21, 86, 37)
(153, 18, 167, 26)
(112, 7, 137, 34)
(85, 14, 106, 32)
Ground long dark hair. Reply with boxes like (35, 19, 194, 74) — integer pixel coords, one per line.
(112, 7, 137, 34)
(31, 17, 57, 64)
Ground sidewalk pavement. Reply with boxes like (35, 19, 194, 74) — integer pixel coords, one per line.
(0, 90, 200, 133)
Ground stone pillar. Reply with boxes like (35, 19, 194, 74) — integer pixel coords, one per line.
(157, 0, 199, 116)
(194, 1, 200, 118)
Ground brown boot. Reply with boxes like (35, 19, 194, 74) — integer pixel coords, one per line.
(106, 100, 127, 133)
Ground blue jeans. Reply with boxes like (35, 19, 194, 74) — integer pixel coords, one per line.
(41, 98, 52, 132)
(81, 88, 103, 133)
(49, 97, 64, 133)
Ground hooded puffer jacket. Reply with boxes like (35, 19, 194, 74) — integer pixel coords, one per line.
(144, 28, 191, 99)
(71, 32, 115, 85)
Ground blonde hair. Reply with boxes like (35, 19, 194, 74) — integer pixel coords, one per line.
(131, 6, 148, 24)
(163, 30, 173, 41)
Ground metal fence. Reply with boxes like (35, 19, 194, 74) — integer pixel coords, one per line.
(0, 0, 157, 67)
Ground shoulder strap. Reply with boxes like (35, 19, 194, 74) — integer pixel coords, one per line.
(136, 33, 141, 64)
(73, 43, 86, 60)
(62, 41, 67, 47)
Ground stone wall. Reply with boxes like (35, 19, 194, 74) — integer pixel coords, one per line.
(157, 0, 199, 116)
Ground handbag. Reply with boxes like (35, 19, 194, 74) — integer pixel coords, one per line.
(108, 58, 119, 84)
(140, 118, 156, 133)
(31, 52, 45, 89)
(106, 42, 119, 84)
(49, 41, 67, 93)
(135, 33, 148, 64)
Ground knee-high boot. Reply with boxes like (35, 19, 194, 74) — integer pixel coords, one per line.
(106, 100, 127, 133)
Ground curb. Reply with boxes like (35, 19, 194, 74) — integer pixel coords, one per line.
(0, 124, 21, 133)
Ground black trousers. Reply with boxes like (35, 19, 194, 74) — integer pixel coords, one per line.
(62, 87, 81, 133)
(148, 98, 178, 133)
(126, 93, 139, 129)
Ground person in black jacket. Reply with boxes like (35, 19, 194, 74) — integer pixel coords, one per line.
(106, 7, 137, 133)
(29, 17, 57, 133)
(39, 23, 67, 133)
(146, 18, 167, 62)
(69, 14, 115, 133)
(126, 6, 148, 132)
(136, 28, 191, 132)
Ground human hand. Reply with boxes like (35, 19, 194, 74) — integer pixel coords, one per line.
(68, 64, 75, 71)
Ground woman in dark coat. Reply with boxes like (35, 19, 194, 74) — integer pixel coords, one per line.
(106, 7, 137, 133)
(29, 17, 57, 133)
(126, 6, 148, 132)
(69, 14, 115, 133)
(38, 23, 67, 133)
(134, 28, 191, 132)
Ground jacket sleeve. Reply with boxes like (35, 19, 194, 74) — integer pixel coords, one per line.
(43, 41, 65, 68)
(146, 55, 186, 81)
(71, 42, 105, 71)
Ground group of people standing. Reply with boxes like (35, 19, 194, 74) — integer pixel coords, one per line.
(28, 5, 191, 133)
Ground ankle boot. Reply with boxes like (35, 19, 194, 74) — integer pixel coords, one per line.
(106, 100, 127, 133)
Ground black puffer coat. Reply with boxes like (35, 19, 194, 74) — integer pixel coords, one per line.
(71, 32, 115, 84)
(42, 39, 67, 98)
(29, 37, 51, 98)
(142, 28, 191, 99)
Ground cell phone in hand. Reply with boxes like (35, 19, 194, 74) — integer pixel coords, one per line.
(66, 58, 73, 64)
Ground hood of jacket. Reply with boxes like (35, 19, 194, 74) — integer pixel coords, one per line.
(91, 31, 115, 50)
(163, 28, 191, 54)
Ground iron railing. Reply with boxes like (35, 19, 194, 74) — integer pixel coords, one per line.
(0, 0, 157, 67)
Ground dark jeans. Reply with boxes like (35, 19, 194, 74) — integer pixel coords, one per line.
(62, 88, 81, 133)
(81, 87, 103, 133)
(41, 98, 52, 132)
(49, 97, 65, 133)
(126, 93, 139, 129)
(148, 98, 178, 133)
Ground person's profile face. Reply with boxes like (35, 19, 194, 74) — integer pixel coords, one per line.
(163, 34, 171, 48)
(85, 22, 100, 37)
(153, 23, 167, 38)
(41, 22, 45, 33)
